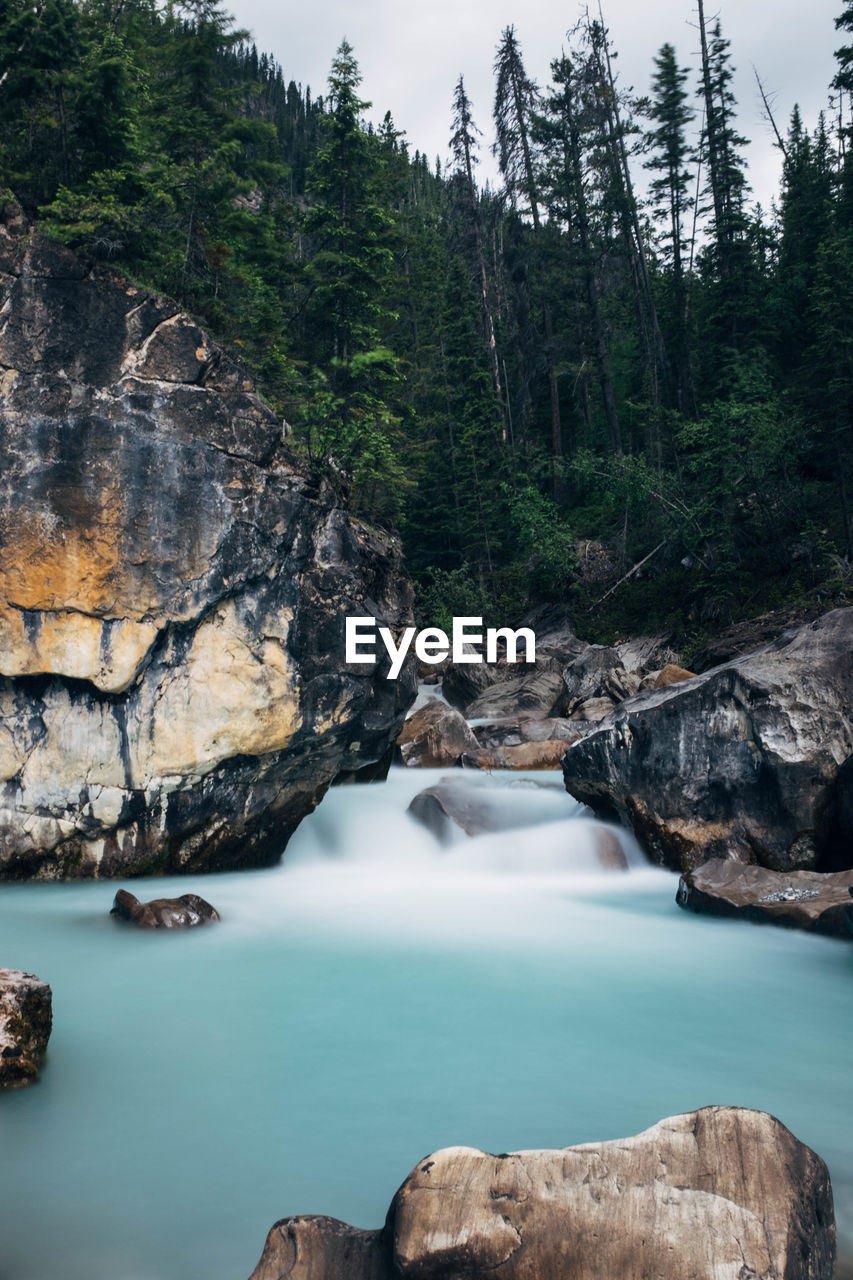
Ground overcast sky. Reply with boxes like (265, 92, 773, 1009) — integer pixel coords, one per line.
(227, 0, 844, 211)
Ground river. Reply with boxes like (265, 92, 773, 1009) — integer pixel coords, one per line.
(0, 765, 851, 1279)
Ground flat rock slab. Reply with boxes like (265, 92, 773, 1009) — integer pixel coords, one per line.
(677, 859, 853, 937)
(110, 889, 220, 928)
(248, 1108, 835, 1280)
(0, 968, 52, 1087)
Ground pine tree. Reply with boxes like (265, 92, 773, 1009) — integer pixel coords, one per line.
(644, 42, 696, 413)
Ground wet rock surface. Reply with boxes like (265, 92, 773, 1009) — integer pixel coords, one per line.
(249, 1108, 836, 1280)
(562, 608, 853, 873)
(0, 226, 414, 879)
(110, 888, 220, 928)
(0, 968, 52, 1087)
(677, 859, 853, 937)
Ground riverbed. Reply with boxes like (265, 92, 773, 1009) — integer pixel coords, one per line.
(0, 767, 850, 1279)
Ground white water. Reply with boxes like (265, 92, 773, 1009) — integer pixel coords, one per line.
(0, 767, 851, 1279)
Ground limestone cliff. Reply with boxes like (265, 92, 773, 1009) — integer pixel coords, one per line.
(0, 223, 415, 878)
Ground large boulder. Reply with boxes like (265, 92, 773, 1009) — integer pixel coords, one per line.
(0, 968, 52, 1087)
(0, 226, 415, 879)
(248, 1108, 836, 1280)
(562, 609, 853, 873)
(676, 859, 853, 938)
(390, 1109, 835, 1280)
(110, 888, 220, 928)
(396, 700, 479, 768)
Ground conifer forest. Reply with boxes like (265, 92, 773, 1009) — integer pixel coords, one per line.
(3, 0, 853, 652)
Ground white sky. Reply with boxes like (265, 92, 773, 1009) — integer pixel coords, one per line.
(227, 0, 845, 211)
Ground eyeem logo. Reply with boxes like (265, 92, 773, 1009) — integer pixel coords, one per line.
(345, 616, 536, 680)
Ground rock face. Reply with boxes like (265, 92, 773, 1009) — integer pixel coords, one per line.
(0, 968, 52, 1087)
(248, 1108, 836, 1280)
(677, 859, 853, 937)
(396, 701, 479, 768)
(110, 888, 220, 928)
(563, 609, 853, 873)
(0, 227, 415, 879)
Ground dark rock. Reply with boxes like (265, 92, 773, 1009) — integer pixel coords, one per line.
(248, 1108, 836, 1280)
(563, 609, 853, 873)
(110, 888, 220, 928)
(0, 226, 414, 879)
(248, 1215, 392, 1280)
(676, 859, 853, 937)
(396, 701, 479, 768)
(563, 645, 640, 712)
(464, 668, 565, 721)
(407, 777, 522, 841)
(0, 968, 52, 1087)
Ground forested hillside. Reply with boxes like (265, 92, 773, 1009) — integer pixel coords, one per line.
(3, 0, 853, 650)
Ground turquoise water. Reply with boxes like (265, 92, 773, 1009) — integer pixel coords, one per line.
(0, 767, 851, 1280)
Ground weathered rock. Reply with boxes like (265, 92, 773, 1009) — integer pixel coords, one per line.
(0, 226, 415, 879)
(390, 1109, 835, 1280)
(644, 662, 696, 690)
(616, 633, 680, 675)
(248, 1216, 392, 1280)
(471, 717, 587, 752)
(563, 645, 640, 713)
(0, 968, 52, 1087)
(563, 609, 853, 873)
(569, 695, 616, 723)
(396, 701, 479, 768)
(110, 888, 220, 928)
(466, 740, 576, 771)
(677, 859, 853, 937)
(249, 1108, 836, 1280)
(464, 669, 565, 721)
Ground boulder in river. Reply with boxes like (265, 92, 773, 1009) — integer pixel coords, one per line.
(248, 1107, 836, 1280)
(110, 889, 220, 928)
(248, 1216, 392, 1280)
(676, 859, 853, 937)
(0, 968, 52, 1087)
(563, 608, 853, 873)
(0, 224, 414, 879)
(464, 668, 565, 721)
(396, 700, 480, 768)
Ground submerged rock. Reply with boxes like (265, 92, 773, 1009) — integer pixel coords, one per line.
(563, 608, 853, 873)
(0, 968, 52, 1087)
(249, 1107, 836, 1280)
(396, 700, 479, 768)
(676, 859, 853, 937)
(0, 225, 414, 879)
(110, 888, 220, 928)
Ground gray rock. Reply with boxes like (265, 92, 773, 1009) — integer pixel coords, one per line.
(0, 226, 414, 879)
(110, 888, 220, 928)
(464, 669, 565, 721)
(563, 608, 853, 873)
(396, 700, 479, 768)
(0, 968, 52, 1087)
(676, 859, 853, 937)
